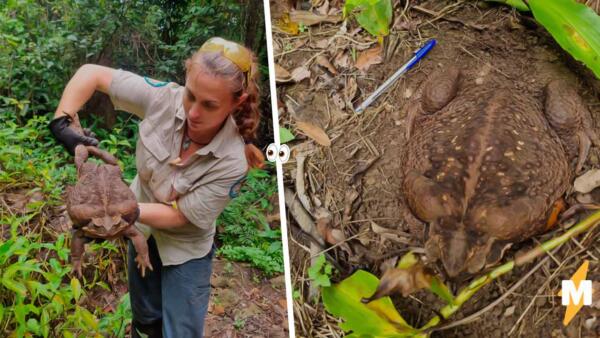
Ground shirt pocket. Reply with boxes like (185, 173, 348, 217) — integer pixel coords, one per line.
(139, 120, 170, 162)
(171, 156, 216, 195)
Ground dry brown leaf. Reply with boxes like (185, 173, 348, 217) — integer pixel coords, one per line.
(211, 304, 225, 315)
(574, 169, 600, 193)
(296, 120, 331, 146)
(315, 55, 337, 74)
(344, 76, 357, 107)
(371, 222, 411, 244)
(274, 14, 300, 35)
(328, 229, 346, 244)
(331, 92, 345, 110)
(592, 281, 600, 309)
(311, 38, 329, 49)
(316, 214, 346, 245)
(275, 64, 292, 83)
(355, 46, 383, 71)
(291, 66, 311, 83)
(289, 10, 342, 26)
(317, 2, 329, 15)
(333, 50, 350, 69)
(362, 263, 432, 303)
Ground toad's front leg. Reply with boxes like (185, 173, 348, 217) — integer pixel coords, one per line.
(405, 67, 461, 138)
(71, 229, 87, 278)
(122, 226, 153, 277)
(545, 80, 600, 173)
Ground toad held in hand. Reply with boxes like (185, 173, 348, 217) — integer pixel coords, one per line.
(66, 144, 153, 277)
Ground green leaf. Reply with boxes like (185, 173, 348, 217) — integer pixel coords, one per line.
(1, 276, 27, 296)
(529, 0, 600, 78)
(40, 309, 50, 338)
(77, 306, 99, 330)
(428, 277, 455, 304)
(27, 318, 41, 334)
(396, 251, 418, 269)
(70, 278, 82, 302)
(322, 270, 417, 337)
(485, 0, 530, 12)
(344, 0, 393, 38)
(307, 254, 332, 288)
(279, 127, 295, 144)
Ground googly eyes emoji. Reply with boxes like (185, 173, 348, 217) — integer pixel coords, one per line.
(278, 145, 290, 163)
(265, 143, 290, 163)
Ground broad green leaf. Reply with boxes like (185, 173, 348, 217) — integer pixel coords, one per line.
(40, 309, 49, 338)
(485, 0, 529, 12)
(344, 0, 393, 38)
(77, 306, 99, 330)
(2, 277, 27, 296)
(322, 270, 417, 337)
(529, 0, 600, 78)
(279, 127, 295, 144)
(70, 278, 81, 302)
(26, 318, 41, 335)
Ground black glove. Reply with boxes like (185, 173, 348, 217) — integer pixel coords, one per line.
(49, 115, 99, 155)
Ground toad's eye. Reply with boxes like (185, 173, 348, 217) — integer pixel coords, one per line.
(266, 143, 277, 162)
(277, 144, 290, 163)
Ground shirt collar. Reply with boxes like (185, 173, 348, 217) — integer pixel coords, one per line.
(196, 115, 239, 158)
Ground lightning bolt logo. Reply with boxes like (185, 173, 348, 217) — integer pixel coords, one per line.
(558, 260, 591, 326)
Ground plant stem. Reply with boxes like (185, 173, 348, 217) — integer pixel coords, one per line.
(420, 209, 600, 331)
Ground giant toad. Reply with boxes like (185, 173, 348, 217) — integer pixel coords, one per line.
(65, 117, 152, 277)
(403, 67, 599, 277)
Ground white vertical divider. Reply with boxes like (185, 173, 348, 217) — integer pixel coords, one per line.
(262, 1, 296, 337)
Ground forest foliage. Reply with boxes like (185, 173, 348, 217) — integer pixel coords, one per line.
(0, 1, 276, 336)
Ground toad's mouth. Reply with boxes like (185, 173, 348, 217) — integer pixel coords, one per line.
(82, 220, 128, 238)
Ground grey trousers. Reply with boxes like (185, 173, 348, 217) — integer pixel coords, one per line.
(128, 236, 214, 338)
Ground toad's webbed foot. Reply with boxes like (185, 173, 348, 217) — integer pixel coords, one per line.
(123, 226, 153, 277)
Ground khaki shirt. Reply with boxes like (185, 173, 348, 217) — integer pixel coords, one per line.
(108, 69, 247, 265)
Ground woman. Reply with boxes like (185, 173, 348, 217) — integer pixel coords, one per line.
(49, 37, 265, 337)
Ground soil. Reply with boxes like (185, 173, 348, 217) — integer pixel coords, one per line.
(82, 255, 289, 338)
(276, 0, 600, 337)
(204, 259, 289, 338)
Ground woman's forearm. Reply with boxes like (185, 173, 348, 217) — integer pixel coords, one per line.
(54, 64, 115, 118)
(138, 202, 190, 230)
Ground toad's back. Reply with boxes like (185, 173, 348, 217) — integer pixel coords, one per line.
(404, 85, 570, 240)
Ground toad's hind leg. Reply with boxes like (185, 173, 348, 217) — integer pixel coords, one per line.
(71, 229, 87, 278)
(544, 80, 600, 173)
(406, 67, 461, 138)
(86, 146, 118, 165)
(122, 227, 153, 277)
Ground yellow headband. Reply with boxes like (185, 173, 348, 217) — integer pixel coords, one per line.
(199, 37, 252, 74)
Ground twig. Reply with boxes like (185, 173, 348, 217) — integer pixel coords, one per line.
(431, 252, 552, 332)
(420, 209, 600, 331)
(413, 3, 485, 31)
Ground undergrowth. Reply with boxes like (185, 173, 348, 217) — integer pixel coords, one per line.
(0, 111, 280, 336)
(217, 166, 283, 276)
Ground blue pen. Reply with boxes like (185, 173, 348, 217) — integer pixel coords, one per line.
(354, 39, 436, 114)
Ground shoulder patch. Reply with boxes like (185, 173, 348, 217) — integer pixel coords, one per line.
(228, 176, 247, 199)
(143, 76, 169, 87)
